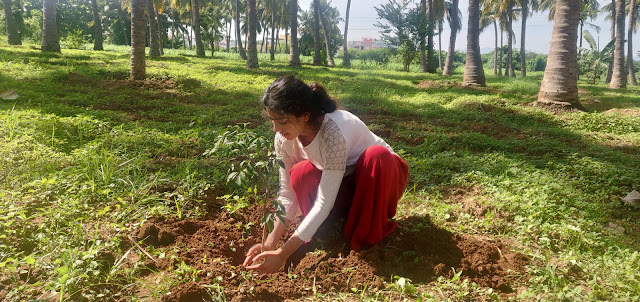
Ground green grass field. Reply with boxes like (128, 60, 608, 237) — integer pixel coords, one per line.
(1, 41, 639, 301)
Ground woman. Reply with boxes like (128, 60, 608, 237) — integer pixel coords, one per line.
(243, 76, 408, 274)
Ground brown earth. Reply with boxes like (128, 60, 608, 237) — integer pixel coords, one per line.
(134, 203, 529, 301)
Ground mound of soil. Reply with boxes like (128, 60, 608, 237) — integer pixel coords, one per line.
(134, 205, 528, 300)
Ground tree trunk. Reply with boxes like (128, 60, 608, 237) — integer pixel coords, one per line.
(427, 0, 436, 72)
(520, 0, 528, 77)
(507, 0, 514, 77)
(289, 0, 301, 66)
(499, 29, 503, 76)
(90, 0, 103, 50)
(2, 0, 21, 45)
(628, 0, 637, 85)
(147, 0, 160, 58)
(312, 0, 322, 65)
(536, 0, 581, 109)
(610, 0, 626, 88)
(246, 0, 259, 68)
(226, 14, 231, 52)
(41, 0, 60, 52)
(493, 20, 498, 75)
(130, 0, 146, 80)
(342, 0, 352, 67)
(271, 3, 276, 61)
(285, 27, 289, 52)
(192, 0, 205, 57)
(235, 0, 247, 59)
(420, 0, 428, 72)
(606, 0, 615, 83)
(261, 27, 266, 53)
(463, 0, 486, 86)
(442, 0, 459, 76)
(118, 0, 130, 45)
(438, 22, 443, 72)
(157, 9, 164, 55)
(318, 2, 335, 66)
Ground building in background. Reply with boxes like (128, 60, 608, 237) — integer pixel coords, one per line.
(348, 38, 387, 50)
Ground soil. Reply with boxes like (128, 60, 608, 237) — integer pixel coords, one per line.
(136, 203, 529, 301)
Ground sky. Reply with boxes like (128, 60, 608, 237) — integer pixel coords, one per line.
(298, 0, 640, 60)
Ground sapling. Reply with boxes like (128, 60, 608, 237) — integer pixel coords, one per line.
(204, 125, 286, 252)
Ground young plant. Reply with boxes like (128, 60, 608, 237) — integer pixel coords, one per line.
(204, 125, 286, 251)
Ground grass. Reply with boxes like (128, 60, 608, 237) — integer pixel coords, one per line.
(1, 39, 639, 301)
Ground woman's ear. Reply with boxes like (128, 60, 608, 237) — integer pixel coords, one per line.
(300, 112, 311, 123)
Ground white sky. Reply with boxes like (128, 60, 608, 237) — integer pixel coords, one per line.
(298, 0, 640, 59)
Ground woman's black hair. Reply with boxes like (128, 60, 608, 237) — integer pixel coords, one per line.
(261, 76, 338, 121)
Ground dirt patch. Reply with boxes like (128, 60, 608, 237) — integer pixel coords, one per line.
(603, 108, 640, 117)
(131, 204, 529, 300)
(417, 80, 462, 89)
(162, 282, 210, 302)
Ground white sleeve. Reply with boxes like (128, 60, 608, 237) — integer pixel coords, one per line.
(294, 119, 347, 242)
(274, 134, 298, 221)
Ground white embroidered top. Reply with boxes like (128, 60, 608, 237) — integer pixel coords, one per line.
(274, 110, 392, 242)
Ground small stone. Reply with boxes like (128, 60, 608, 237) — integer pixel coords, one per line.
(622, 190, 640, 206)
(605, 222, 625, 234)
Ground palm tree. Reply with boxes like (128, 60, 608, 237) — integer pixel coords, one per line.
(506, 0, 515, 77)
(628, 0, 637, 85)
(246, 0, 259, 68)
(147, 0, 161, 57)
(289, 0, 301, 66)
(3, 0, 21, 45)
(419, 0, 428, 72)
(427, 0, 436, 72)
(519, 0, 541, 77)
(443, 0, 461, 75)
(342, 0, 352, 67)
(318, 0, 335, 66)
(610, 0, 626, 88)
(235, 0, 247, 59)
(463, 0, 486, 86)
(90, 0, 104, 50)
(536, 0, 581, 110)
(41, 0, 60, 52)
(312, 0, 322, 65)
(434, 0, 445, 71)
(605, 0, 616, 83)
(131, 0, 146, 79)
(192, 0, 205, 57)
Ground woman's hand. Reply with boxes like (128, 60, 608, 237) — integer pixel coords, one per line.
(244, 249, 287, 274)
(242, 243, 268, 267)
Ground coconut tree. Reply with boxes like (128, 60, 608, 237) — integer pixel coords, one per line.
(235, 0, 247, 59)
(419, 0, 428, 72)
(192, 0, 205, 57)
(427, 0, 436, 72)
(463, 0, 485, 86)
(41, 0, 60, 52)
(342, 0, 352, 67)
(147, 0, 161, 57)
(90, 0, 104, 50)
(628, 0, 637, 85)
(289, 0, 301, 66)
(605, 0, 616, 83)
(3, 0, 21, 44)
(434, 0, 445, 71)
(442, 0, 461, 75)
(246, 0, 259, 68)
(610, 0, 626, 88)
(519, 0, 541, 77)
(536, 0, 581, 110)
(312, 0, 322, 65)
(131, 0, 146, 79)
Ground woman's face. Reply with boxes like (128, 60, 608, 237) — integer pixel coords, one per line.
(265, 108, 310, 140)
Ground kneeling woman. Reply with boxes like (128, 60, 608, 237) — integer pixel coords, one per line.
(243, 76, 408, 274)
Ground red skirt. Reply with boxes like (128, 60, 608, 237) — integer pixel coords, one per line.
(289, 145, 409, 251)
